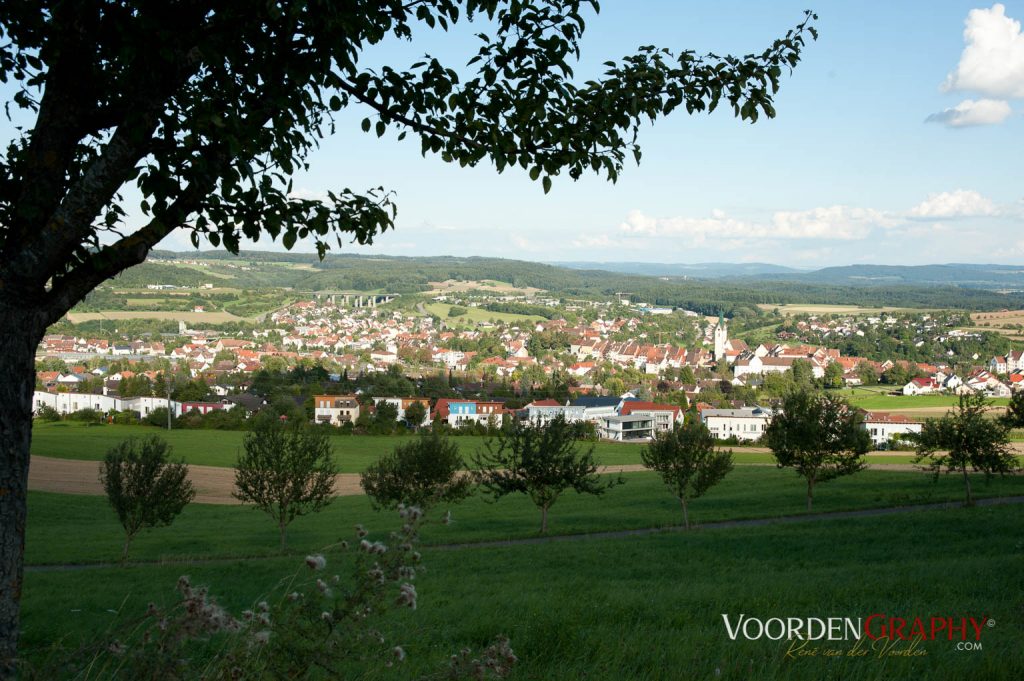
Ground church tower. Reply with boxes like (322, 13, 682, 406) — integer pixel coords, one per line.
(713, 312, 728, 361)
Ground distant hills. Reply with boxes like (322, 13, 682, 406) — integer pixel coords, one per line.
(553, 261, 1024, 289)
(138, 251, 1024, 312)
(553, 261, 804, 277)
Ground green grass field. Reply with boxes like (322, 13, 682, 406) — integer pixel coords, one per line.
(25, 467, 1024, 566)
(423, 302, 545, 325)
(29, 422, 936, 469)
(837, 388, 1011, 411)
(19, 499, 1023, 680)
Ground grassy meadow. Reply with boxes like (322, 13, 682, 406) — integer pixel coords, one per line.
(29, 421, 943, 469)
(20, 500, 1023, 680)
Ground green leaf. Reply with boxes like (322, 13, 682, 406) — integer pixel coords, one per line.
(542, 176, 552, 194)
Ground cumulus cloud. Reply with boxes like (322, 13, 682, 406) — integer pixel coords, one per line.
(908, 189, 997, 217)
(943, 4, 1024, 98)
(619, 206, 895, 242)
(926, 98, 1012, 127)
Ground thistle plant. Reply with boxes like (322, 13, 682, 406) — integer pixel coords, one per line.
(29, 507, 515, 680)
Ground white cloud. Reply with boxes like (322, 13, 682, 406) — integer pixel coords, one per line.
(926, 98, 1012, 127)
(771, 206, 896, 240)
(908, 189, 997, 217)
(619, 206, 894, 242)
(287, 188, 330, 202)
(943, 4, 1024, 98)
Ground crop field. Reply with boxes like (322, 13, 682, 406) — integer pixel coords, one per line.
(428, 279, 544, 294)
(19, 477, 1024, 679)
(65, 310, 244, 323)
(757, 304, 933, 315)
(423, 302, 545, 325)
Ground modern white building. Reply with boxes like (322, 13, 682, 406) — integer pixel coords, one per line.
(700, 407, 774, 442)
(33, 391, 181, 416)
(523, 399, 585, 425)
(599, 414, 654, 441)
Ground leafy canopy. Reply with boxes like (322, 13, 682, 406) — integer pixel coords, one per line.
(99, 435, 195, 558)
(472, 415, 620, 531)
(360, 431, 473, 510)
(914, 393, 1019, 483)
(763, 390, 870, 509)
(0, 2, 815, 323)
(234, 416, 338, 547)
(641, 419, 733, 505)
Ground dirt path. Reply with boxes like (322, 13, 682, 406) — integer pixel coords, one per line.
(30, 457, 942, 504)
(25, 495, 1024, 573)
(29, 456, 365, 505)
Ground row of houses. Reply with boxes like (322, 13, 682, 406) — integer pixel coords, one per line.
(32, 391, 237, 418)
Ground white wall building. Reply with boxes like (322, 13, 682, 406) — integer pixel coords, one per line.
(701, 407, 774, 442)
(862, 412, 922, 448)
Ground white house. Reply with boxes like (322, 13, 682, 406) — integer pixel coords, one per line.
(862, 412, 922, 448)
(700, 407, 774, 442)
(599, 414, 654, 441)
(313, 394, 360, 425)
(524, 400, 585, 425)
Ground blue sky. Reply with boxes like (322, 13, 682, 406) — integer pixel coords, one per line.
(8, 2, 1024, 267)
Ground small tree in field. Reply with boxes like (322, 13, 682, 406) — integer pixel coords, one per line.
(360, 431, 472, 511)
(234, 417, 338, 550)
(99, 436, 195, 562)
(641, 419, 733, 529)
(763, 390, 870, 511)
(913, 393, 1019, 506)
(1002, 390, 1024, 429)
(472, 416, 620, 533)
(404, 401, 428, 429)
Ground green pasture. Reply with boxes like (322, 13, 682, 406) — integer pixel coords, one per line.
(29, 422, 939, 469)
(25, 467, 1024, 566)
(19, 502, 1023, 680)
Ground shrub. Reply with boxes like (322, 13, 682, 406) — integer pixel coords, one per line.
(361, 432, 473, 510)
(234, 417, 338, 550)
(99, 436, 195, 561)
(34, 405, 60, 422)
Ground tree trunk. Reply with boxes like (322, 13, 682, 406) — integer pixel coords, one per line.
(0, 304, 45, 676)
(962, 465, 973, 507)
(121, 533, 134, 564)
(279, 521, 287, 552)
(806, 477, 815, 512)
(540, 505, 548, 534)
(680, 496, 690, 530)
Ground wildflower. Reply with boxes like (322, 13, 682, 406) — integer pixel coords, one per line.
(287, 592, 301, 602)
(411, 551, 422, 563)
(257, 613, 271, 627)
(355, 524, 368, 538)
(242, 610, 255, 621)
(321, 611, 333, 623)
(107, 640, 127, 656)
(253, 630, 271, 646)
(359, 539, 372, 552)
(442, 510, 452, 525)
(257, 601, 270, 613)
(392, 646, 406, 662)
(305, 554, 327, 571)
(340, 540, 349, 550)
(396, 583, 417, 610)
(146, 602, 159, 617)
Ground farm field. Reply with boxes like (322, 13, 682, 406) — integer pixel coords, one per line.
(423, 302, 545, 325)
(428, 279, 544, 294)
(18, 495, 1023, 679)
(28, 422, 958, 470)
(65, 310, 244, 324)
(756, 304, 935, 315)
